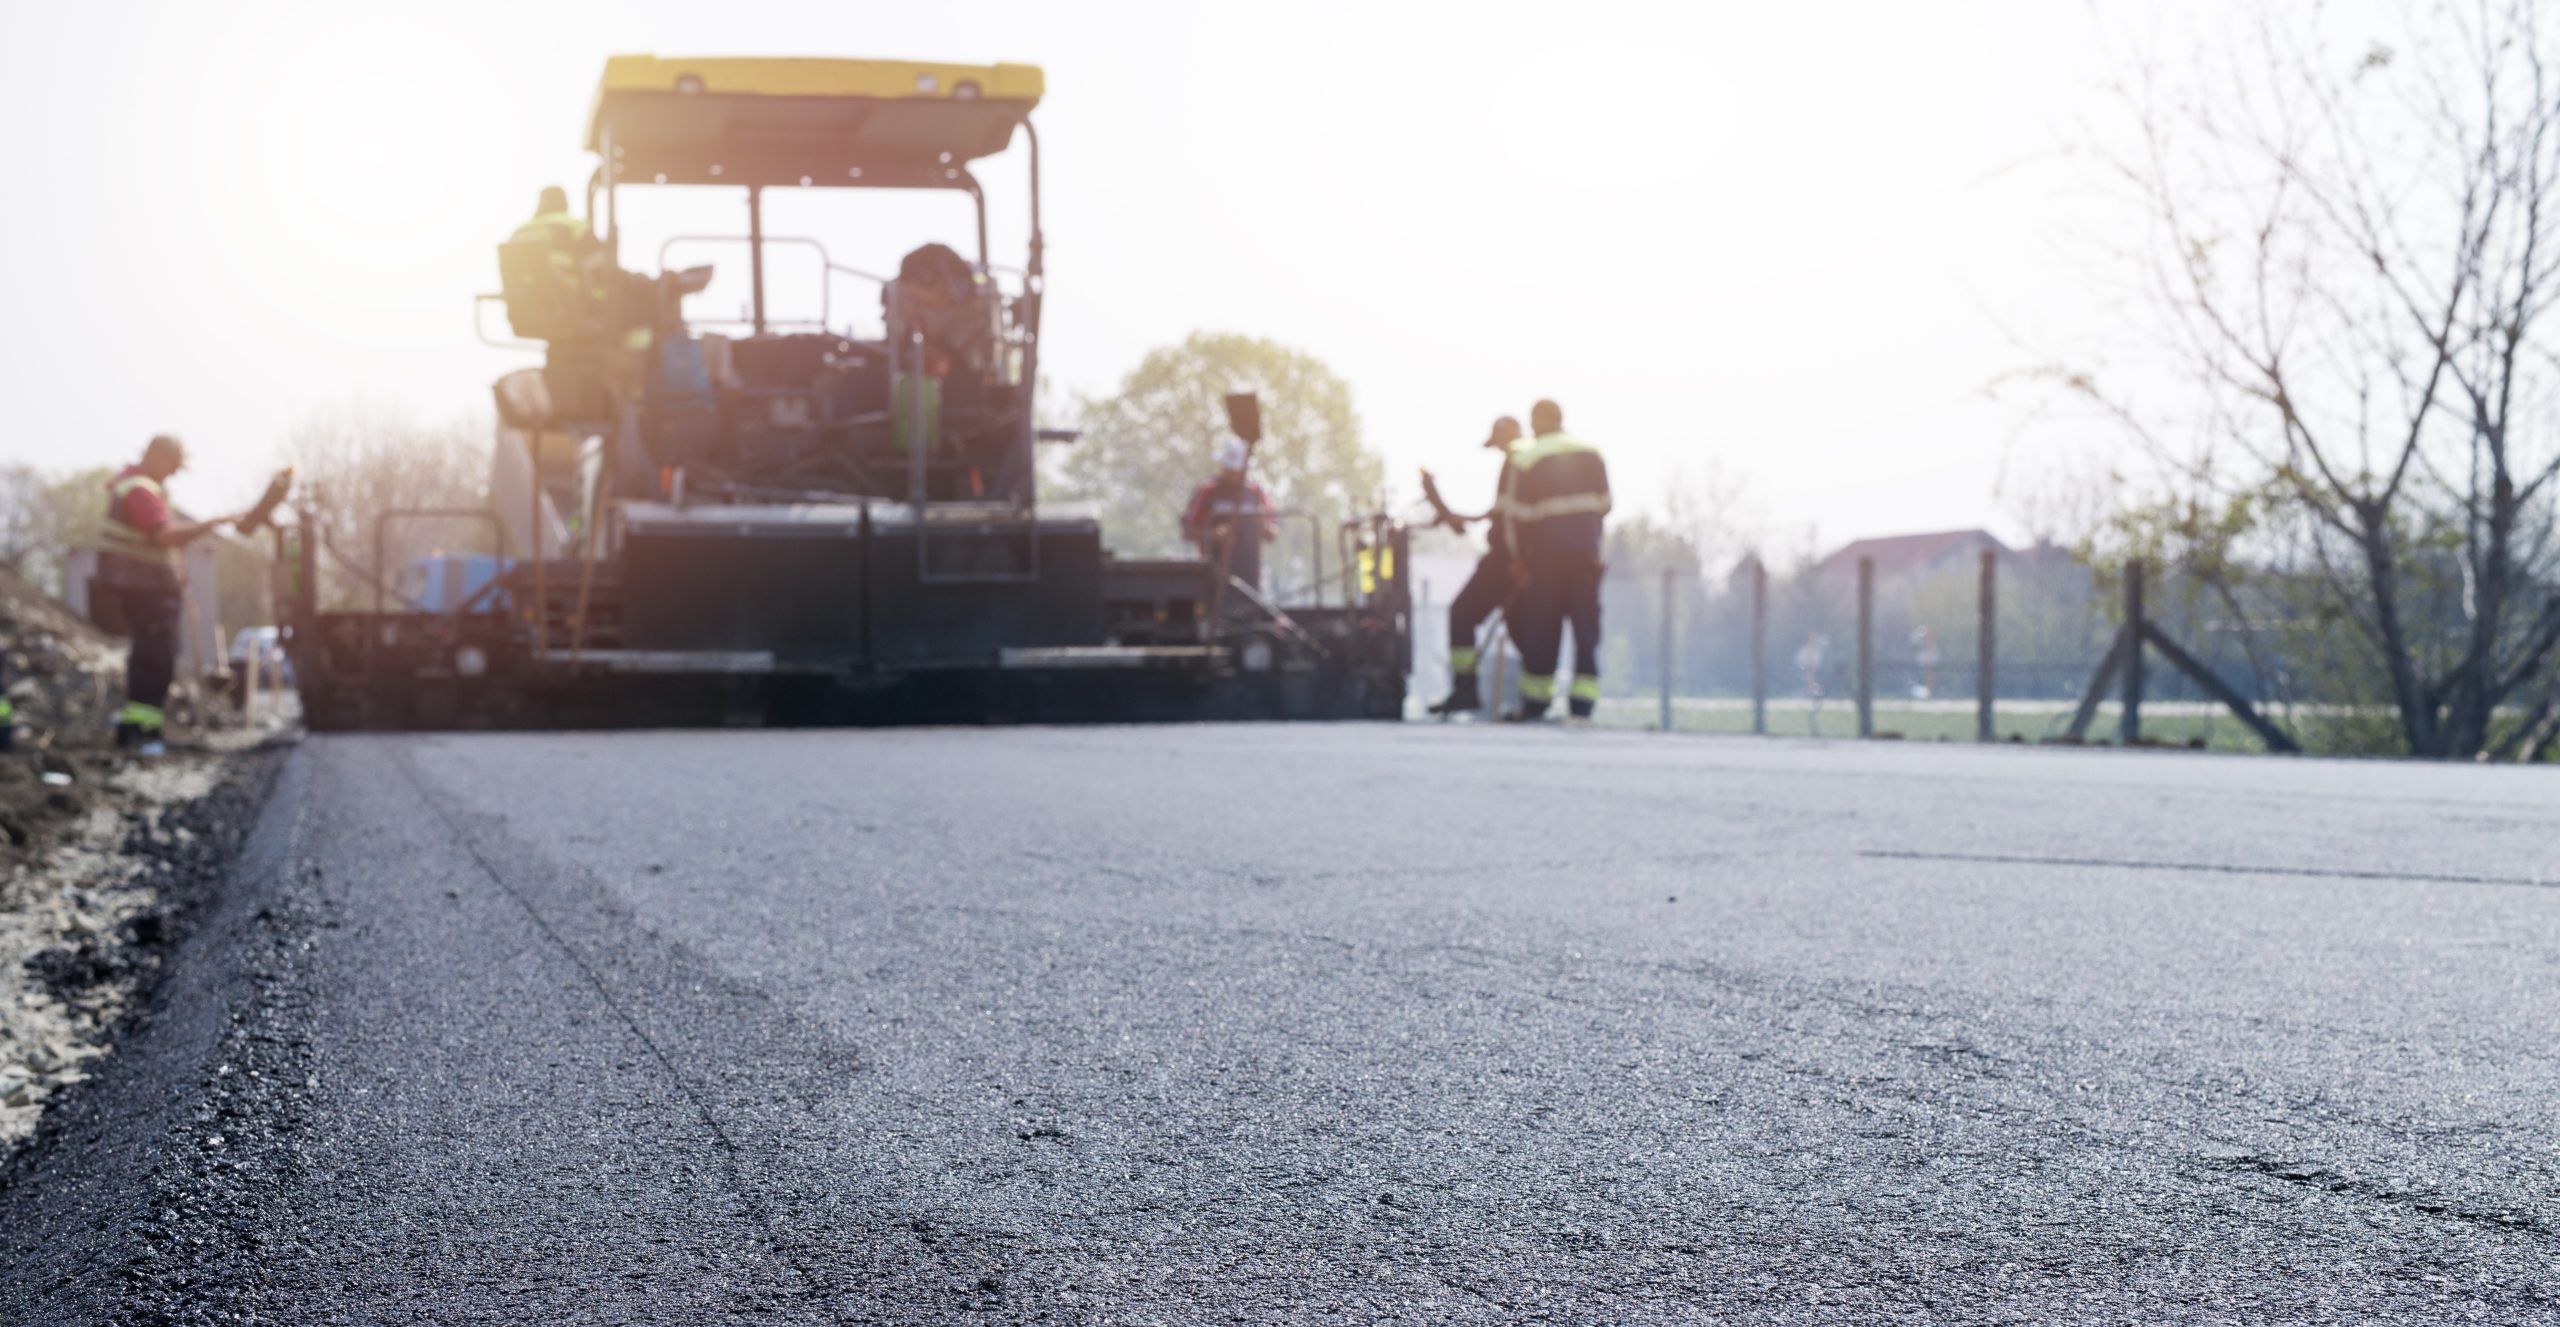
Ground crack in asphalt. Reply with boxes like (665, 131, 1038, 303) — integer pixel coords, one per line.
(392, 748, 863, 1327)
(2215, 1153, 2560, 1241)
(1861, 848, 2555, 890)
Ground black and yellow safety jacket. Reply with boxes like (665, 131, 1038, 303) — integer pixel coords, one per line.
(511, 209, 595, 255)
(1499, 432, 1611, 560)
(499, 209, 613, 343)
(97, 469, 181, 586)
(513, 211, 605, 294)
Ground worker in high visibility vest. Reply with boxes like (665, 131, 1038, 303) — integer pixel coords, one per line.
(514, 186, 591, 245)
(1498, 399, 1611, 721)
(1420, 415, 1523, 716)
(501, 185, 614, 339)
(512, 186, 601, 291)
(94, 435, 242, 755)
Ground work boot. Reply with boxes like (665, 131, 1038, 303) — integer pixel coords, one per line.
(1504, 699, 1553, 723)
(1428, 674, 1481, 717)
(1568, 698, 1596, 720)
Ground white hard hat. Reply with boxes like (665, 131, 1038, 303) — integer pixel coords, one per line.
(1216, 436, 1249, 472)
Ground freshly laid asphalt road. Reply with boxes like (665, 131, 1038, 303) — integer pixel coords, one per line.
(7, 725, 2560, 1324)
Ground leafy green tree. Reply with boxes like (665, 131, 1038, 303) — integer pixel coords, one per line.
(0, 464, 118, 598)
(1058, 333, 1382, 591)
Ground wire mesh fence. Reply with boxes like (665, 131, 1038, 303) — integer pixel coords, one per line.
(1408, 543, 2313, 753)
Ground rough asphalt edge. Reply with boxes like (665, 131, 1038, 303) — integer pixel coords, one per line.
(0, 740, 300, 1326)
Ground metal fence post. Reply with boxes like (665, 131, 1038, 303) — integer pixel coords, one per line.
(1977, 548, 1996, 742)
(2120, 558, 2145, 745)
(1657, 567, 1674, 732)
(1856, 556, 1875, 739)
(1750, 558, 1768, 736)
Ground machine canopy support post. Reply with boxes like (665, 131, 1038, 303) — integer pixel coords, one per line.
(904, 318, 928, 511)
(747, 185, 767, 336)
(600, 123, 617, 260)
(1023, 121, 1045, 289)
(1017, 122, 1047, 506)
(969, 179, 990, 273)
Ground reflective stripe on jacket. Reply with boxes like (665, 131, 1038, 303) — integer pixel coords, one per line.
(97, 472, 180, 570)
(510, 210, 593, 249)
(1499, 432, 1611, 559)
(510, 211, 602, 294)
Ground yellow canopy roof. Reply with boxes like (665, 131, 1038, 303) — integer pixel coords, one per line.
(588, 56, 1045, 188)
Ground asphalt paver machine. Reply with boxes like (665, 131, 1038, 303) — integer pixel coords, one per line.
(287, 56, 1411, 729)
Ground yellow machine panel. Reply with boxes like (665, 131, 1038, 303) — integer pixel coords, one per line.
(594, 55, 1043, 105)
(587, 56, 1044, 186)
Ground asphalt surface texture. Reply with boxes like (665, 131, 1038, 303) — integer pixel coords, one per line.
(4, 724, 2557, 1325)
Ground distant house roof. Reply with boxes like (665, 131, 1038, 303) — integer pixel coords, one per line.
(1815, 529, 2010, 580)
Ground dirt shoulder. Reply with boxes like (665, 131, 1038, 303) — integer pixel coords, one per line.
(2, 559, 284, 1155)
(0, 741, 286, 1156)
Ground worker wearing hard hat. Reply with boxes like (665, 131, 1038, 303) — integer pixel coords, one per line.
(93, 435, 245, 755)
(1499, 399, 1611, 720)
(1182, 436, 1280, 593)
(513, 186, 601, 283)
(502, 185, 609, 338)
(516, 185, 591, 245)
(1420, 415, 1525, 716)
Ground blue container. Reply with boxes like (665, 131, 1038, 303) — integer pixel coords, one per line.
(403, 554, 512, 612)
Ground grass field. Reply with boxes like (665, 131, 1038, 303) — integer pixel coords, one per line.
(1585, 696, 2281, 752)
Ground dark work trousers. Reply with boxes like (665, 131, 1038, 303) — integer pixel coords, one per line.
(1445, 552, 1513, 675)
(99, 581, 181, 733)
(1215, 526, 1265, 595)
(1510, 554, 1604, 717)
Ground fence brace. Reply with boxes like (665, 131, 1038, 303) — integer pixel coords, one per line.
(2063, 559, 2300, 754)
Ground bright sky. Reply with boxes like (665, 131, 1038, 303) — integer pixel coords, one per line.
(0, 0, 2170, 551)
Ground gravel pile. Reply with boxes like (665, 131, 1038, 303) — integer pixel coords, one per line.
(0, 567, 256, 1154)
(1, 567, 127, 871)
(0, 567, 123, 730)
(0, 758, 221, 1151)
